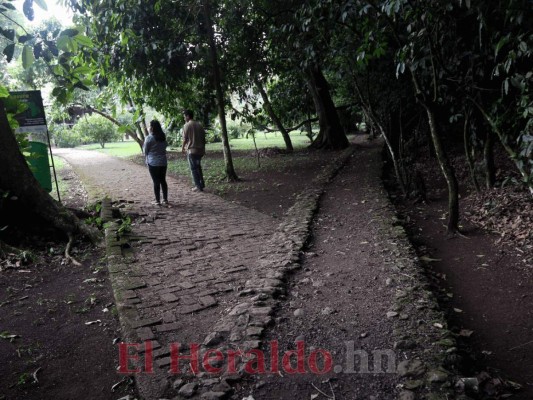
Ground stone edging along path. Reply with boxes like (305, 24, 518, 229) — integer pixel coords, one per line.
(101, 143, 462, 400)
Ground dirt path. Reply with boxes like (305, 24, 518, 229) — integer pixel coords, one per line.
(233, 141, 400, 399)
(397, 195, 533, 399)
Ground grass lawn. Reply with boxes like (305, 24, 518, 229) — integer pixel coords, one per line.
(167, 150, 304, 194)
(205, 131, 312, 151)
(75, 131, 313, 158)
(77, 141, 142, 158)
(76, 131, 321, 194)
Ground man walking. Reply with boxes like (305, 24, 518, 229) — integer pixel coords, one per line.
(182, 110, 206, 192)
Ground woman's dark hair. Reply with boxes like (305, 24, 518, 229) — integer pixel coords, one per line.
(150, 120, 166, 142)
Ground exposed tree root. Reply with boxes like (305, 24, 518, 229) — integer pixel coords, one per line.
(446, 229, 469, 239)
(0, 240, 22, 259)
(65, 233, 82, 266)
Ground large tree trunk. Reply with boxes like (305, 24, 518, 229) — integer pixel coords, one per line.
(203, 0, 238, 181)
(0, 100, 100, 243)
(254, 79, 293, 153)
(306, 65, 349, 150)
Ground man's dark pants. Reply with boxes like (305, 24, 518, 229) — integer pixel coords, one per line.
(188, 153, 205, 190)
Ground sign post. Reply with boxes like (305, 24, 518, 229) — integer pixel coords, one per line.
(10, 90, 61, 202)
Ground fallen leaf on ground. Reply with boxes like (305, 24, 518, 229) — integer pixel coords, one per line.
(0, 331, 20, 341)
(420, 256, 442, 263)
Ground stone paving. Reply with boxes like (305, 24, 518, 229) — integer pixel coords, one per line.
(54, 147, 355, 399)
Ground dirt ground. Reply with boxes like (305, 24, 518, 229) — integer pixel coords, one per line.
(389, 150, 533, 399)
(0, 244, 138, 400)
(0, 165, 137, 400)
(1, 140, 531, 399)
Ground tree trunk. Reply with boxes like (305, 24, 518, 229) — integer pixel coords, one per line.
(203, 0, 238, 181)
(306, 65, 349, 150)
(425, 104, 460, 232)
(305, 120, 313, 140)
(483, 130, 496, 189)
(372, 112, 407, 196)
(139, 113, 149, 138)
(352, 75, 407, 195)
(0, 100, 100, 243)
(408, 63, 459, 232)
(470, 97, 532, 195)
(463, 112, 481, 192)
(255, 79, 293, 153)
(134, 123, 146, 148)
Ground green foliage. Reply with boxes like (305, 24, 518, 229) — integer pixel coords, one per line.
(0, 330, 20, 343)
(84, 203, 104, 229)
(84, 202, 103, 228)
(50, 124, 86, 147)
(268, 74, 313, 127)
(205, 131, 310, 152)
(1, 0, 532, 195)
(117, 216, 132, 237)
(226, 120, 251, 140)
(17, 372, 31, 386)
(60, 0, 212, 118)
(1, 91, 31, 152)
(165, 127, 181, 147)
(71, 114, 120, 148)
(84, 215, 103, 229)
(205, 127, 221, 144)
(0, 1, 97, 103)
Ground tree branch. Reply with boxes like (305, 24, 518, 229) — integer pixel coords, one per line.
(264, 117, 319, 133)
(70, 103, 143, 147)
(0, 11, 32, 36)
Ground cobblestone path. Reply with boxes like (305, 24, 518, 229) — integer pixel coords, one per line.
(54, 148, 282, 397)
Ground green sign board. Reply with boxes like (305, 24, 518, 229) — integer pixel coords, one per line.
(10, 90, 52, 192)
(10, 90, 48, 142)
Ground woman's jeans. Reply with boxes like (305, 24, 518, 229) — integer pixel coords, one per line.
(188, 154, 205, 190)
(148, 165, 168, 202)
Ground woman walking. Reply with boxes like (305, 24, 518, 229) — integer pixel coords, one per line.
(143, 120, 168, 206)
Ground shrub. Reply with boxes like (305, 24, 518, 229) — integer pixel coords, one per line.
(72, 114, 120, 148)
(50, 124, 87, 148)
(205, 128, 221, 143)
(166, 126, 182, 147)
(226, 120, 250, 139)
